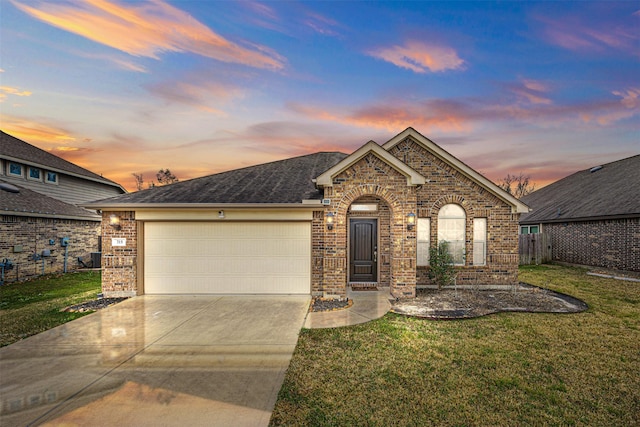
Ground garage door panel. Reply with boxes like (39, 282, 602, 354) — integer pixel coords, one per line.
(144, 222, 310, 294)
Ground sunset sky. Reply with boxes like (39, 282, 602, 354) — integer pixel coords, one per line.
(1, 0, 638, 192)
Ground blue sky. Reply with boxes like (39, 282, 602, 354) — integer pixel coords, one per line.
(1, 0, 638, 191)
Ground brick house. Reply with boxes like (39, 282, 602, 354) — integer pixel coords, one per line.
(520, 155, 640, 272)
(86, 128, 529, 298)
(1, 131, 126, 282)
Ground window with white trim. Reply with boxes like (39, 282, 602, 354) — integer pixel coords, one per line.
(28, 167, 42, 181)
(417, 218, 430, 266)
(9, 162, 23, 177)
(438, 204, 466, 265)
(520, 225, 539, 234)
(46, 171, 58, 184)
(473, 218, 487, 266)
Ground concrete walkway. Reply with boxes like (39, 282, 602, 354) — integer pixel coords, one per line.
(304, 288, 392, 329)
(0, 295, 309, 427)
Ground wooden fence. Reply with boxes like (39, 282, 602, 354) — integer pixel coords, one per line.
(519, 233, 552, 265)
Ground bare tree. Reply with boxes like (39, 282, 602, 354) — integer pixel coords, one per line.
(156, 168, 179, 185)
(497, 173, 535, 198)
(132, 173, 145, 191)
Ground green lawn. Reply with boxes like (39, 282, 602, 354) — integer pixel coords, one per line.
(0, 271, 101, 347)
(271, 265, 640, 426)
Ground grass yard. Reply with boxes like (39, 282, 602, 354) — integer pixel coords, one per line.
(271, 265, 640, 426)
(0, 271, 101, 347)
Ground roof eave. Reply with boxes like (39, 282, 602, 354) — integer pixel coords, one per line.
(0, 209, 100, 221)
(520, 212, 640, 224)
(82, 202, 325, 210)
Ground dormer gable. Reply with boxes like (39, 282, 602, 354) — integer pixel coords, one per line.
(314, 140, 426, 187)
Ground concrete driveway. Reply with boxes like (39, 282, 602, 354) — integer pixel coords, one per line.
(0, 295, 310, 427)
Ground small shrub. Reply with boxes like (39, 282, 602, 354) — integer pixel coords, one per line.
(428, 241, 457, 289)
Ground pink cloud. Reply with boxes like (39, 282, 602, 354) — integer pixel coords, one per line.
(289, 99, 475, 133)
(12, 0, 286, 70)
(539, 11, 640, 57)
(304, 12, 341, 36)
(508, 79, 552, 105)
(146, 79, 243, 114)
(367, 40, 464, 73)
(290, 83, 639, 135)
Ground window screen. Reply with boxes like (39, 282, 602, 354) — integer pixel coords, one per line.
(417, 218, 430, 266)
(473, 218, 486, 266)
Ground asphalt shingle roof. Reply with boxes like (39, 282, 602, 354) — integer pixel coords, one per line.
(520, 155, 640, 223)
(92, 152, 348, 204)
(1, 131, 121, 187)
(0, 180, 99, 219)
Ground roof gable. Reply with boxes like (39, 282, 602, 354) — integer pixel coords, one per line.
(521, 154, 640, 223)
(383, 127, 530, 214)
(315, 141, 426, 187)
(0, 131, 125, 191)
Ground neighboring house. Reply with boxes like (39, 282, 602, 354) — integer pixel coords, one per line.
(86, 127, 528, 298)
(1, 131, 126, 282)
(520, 155, 640, 273)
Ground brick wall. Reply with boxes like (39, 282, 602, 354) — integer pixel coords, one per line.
(311, 136, 521, 297)
(0, 214, 100, 283)
(388, 137, 520, 288)
(317, 152, 418, 298)
(101, 211, 137, 297)
(545, 218, 639, 272)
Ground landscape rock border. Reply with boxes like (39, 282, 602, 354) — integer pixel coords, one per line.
(62, 297, 129, 313)
(390, 283, 588, 319)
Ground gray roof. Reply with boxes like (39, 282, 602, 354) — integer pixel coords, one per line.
(520, 155, 640, 224)
(0, 180, 99, 220)
(0, 131, 123, 189)
(90, 152, 348, 205)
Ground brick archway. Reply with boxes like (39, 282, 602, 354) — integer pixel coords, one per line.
(320, 184, 417, 298)
(429, 194, 475, 218)
(335, 184, 402, 217)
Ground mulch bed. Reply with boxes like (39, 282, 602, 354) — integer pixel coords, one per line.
(310, 297, 353, 312)
(391, 283, 588, 319)
(62, 297, 129, 313)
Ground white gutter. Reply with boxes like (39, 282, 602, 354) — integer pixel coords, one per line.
(1, 209, 100, 221)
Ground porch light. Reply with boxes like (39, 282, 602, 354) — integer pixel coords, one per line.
(407, 212, 416, 230)
(109, 214, 121, 230)
(326, 212, 334, 230)
(218, 210, 225, 219)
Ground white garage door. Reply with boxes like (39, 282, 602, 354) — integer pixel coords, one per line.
(144, 222, 311, 294)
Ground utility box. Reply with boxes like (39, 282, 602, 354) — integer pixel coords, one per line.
(90, 252, 102, 269)
(42, 249, 51, 257)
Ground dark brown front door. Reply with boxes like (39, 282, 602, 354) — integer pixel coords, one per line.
(350, 219, 377, 282)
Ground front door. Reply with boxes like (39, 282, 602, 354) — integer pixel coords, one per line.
(350, 219, 377, 282)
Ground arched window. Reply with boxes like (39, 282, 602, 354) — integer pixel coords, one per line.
(437, 204, 466, 265)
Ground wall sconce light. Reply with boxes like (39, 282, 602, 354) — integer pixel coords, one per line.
(407, 212, 416, 231)
(218, 210, 225, 219)
(326, 212, 334, 230)
(109, 214, 121, 230)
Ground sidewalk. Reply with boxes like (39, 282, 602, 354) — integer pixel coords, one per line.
(304, 288, 391, 329)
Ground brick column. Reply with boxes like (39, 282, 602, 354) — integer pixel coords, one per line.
(101, 211, 137, 297)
